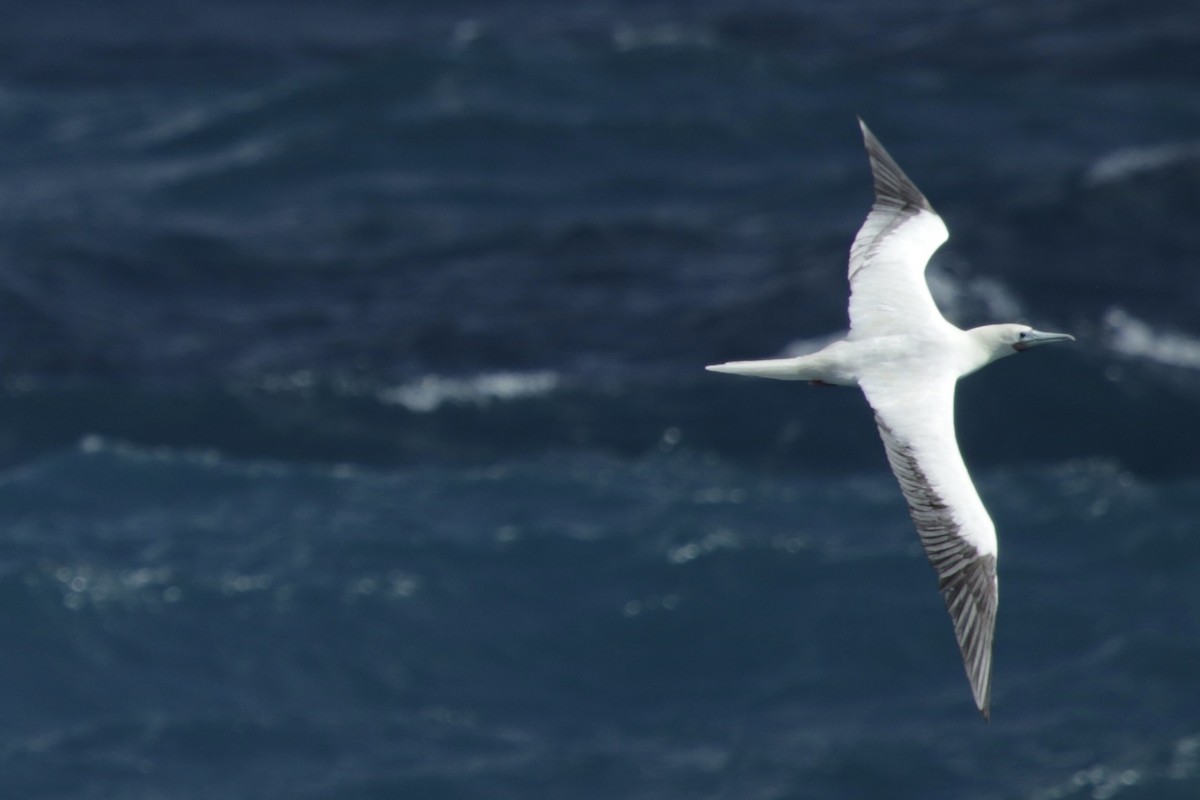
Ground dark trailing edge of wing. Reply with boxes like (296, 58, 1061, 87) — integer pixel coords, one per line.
(857, 118, 937, 215)
(874, 414, 997, 721)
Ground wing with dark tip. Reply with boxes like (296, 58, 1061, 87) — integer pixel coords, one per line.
(860, 372, 999, 719)
(848, 120, 951, 340)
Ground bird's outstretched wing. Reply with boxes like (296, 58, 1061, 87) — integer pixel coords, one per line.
(848, 120, 951, 340)
(860, 372, 999, 719)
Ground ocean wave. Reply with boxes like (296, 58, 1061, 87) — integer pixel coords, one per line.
(1084, 143, 1200, 187)
(375, 370, 561, 413)
(1030, 730, 1200, 800)
(612, 22, 715, 52)
(926, 268, 1026, 325)
(123, 86, 278, 149)
(1103, 307, 1200, 371)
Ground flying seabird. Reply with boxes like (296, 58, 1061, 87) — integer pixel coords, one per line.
(706, 119, 1074, 720)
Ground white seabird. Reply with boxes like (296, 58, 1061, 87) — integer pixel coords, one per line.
(706, 119, 1074, 720)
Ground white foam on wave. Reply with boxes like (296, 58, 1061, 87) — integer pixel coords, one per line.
(78, 433, 226, 468)
(927, 267, 1025, 324)
(1104, 307, 1200, 370)
(1030, 763, 1142, 800)
(378, 370, 560, 413)
(612, 23, 713, 51)
(1031, 730, 1200, 800)
(124, 88, 272, 148)
(1084, 143, 1200, 187)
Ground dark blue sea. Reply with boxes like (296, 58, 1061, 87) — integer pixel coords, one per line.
(1, 2, 1199, 798)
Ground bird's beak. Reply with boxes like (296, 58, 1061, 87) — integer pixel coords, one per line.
(1013, 330, 1076, 352)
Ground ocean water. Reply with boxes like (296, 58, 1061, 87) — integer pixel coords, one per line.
(1, 1, 1199, 798)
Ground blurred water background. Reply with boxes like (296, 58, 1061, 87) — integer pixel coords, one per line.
(1, 1, 1198, 798)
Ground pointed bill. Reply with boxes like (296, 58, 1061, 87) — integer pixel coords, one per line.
(1013, 330, 1076, 351)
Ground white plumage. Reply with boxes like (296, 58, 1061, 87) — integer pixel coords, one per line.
(707, 119, 1074, 719)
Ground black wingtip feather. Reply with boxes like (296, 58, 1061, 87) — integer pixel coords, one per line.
(857, 118, 936, 214)
(939, 552, 997, 720)
(874, 413, 997, 722)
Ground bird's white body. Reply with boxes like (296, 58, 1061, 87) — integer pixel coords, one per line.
(708, 324, 1015, 388)
(707, 120, 1074, 720)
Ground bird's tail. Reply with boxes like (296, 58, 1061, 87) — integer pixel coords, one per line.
(705, 358, 809, 380)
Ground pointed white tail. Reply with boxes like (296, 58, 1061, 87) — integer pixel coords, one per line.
(705, 358, 807, 380)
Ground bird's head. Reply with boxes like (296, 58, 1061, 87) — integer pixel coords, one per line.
(1009, 325, 1076, 352)
(965, 323, 1075, 373)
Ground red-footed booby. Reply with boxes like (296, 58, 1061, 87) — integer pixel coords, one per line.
(707, 119, 1074, 720)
